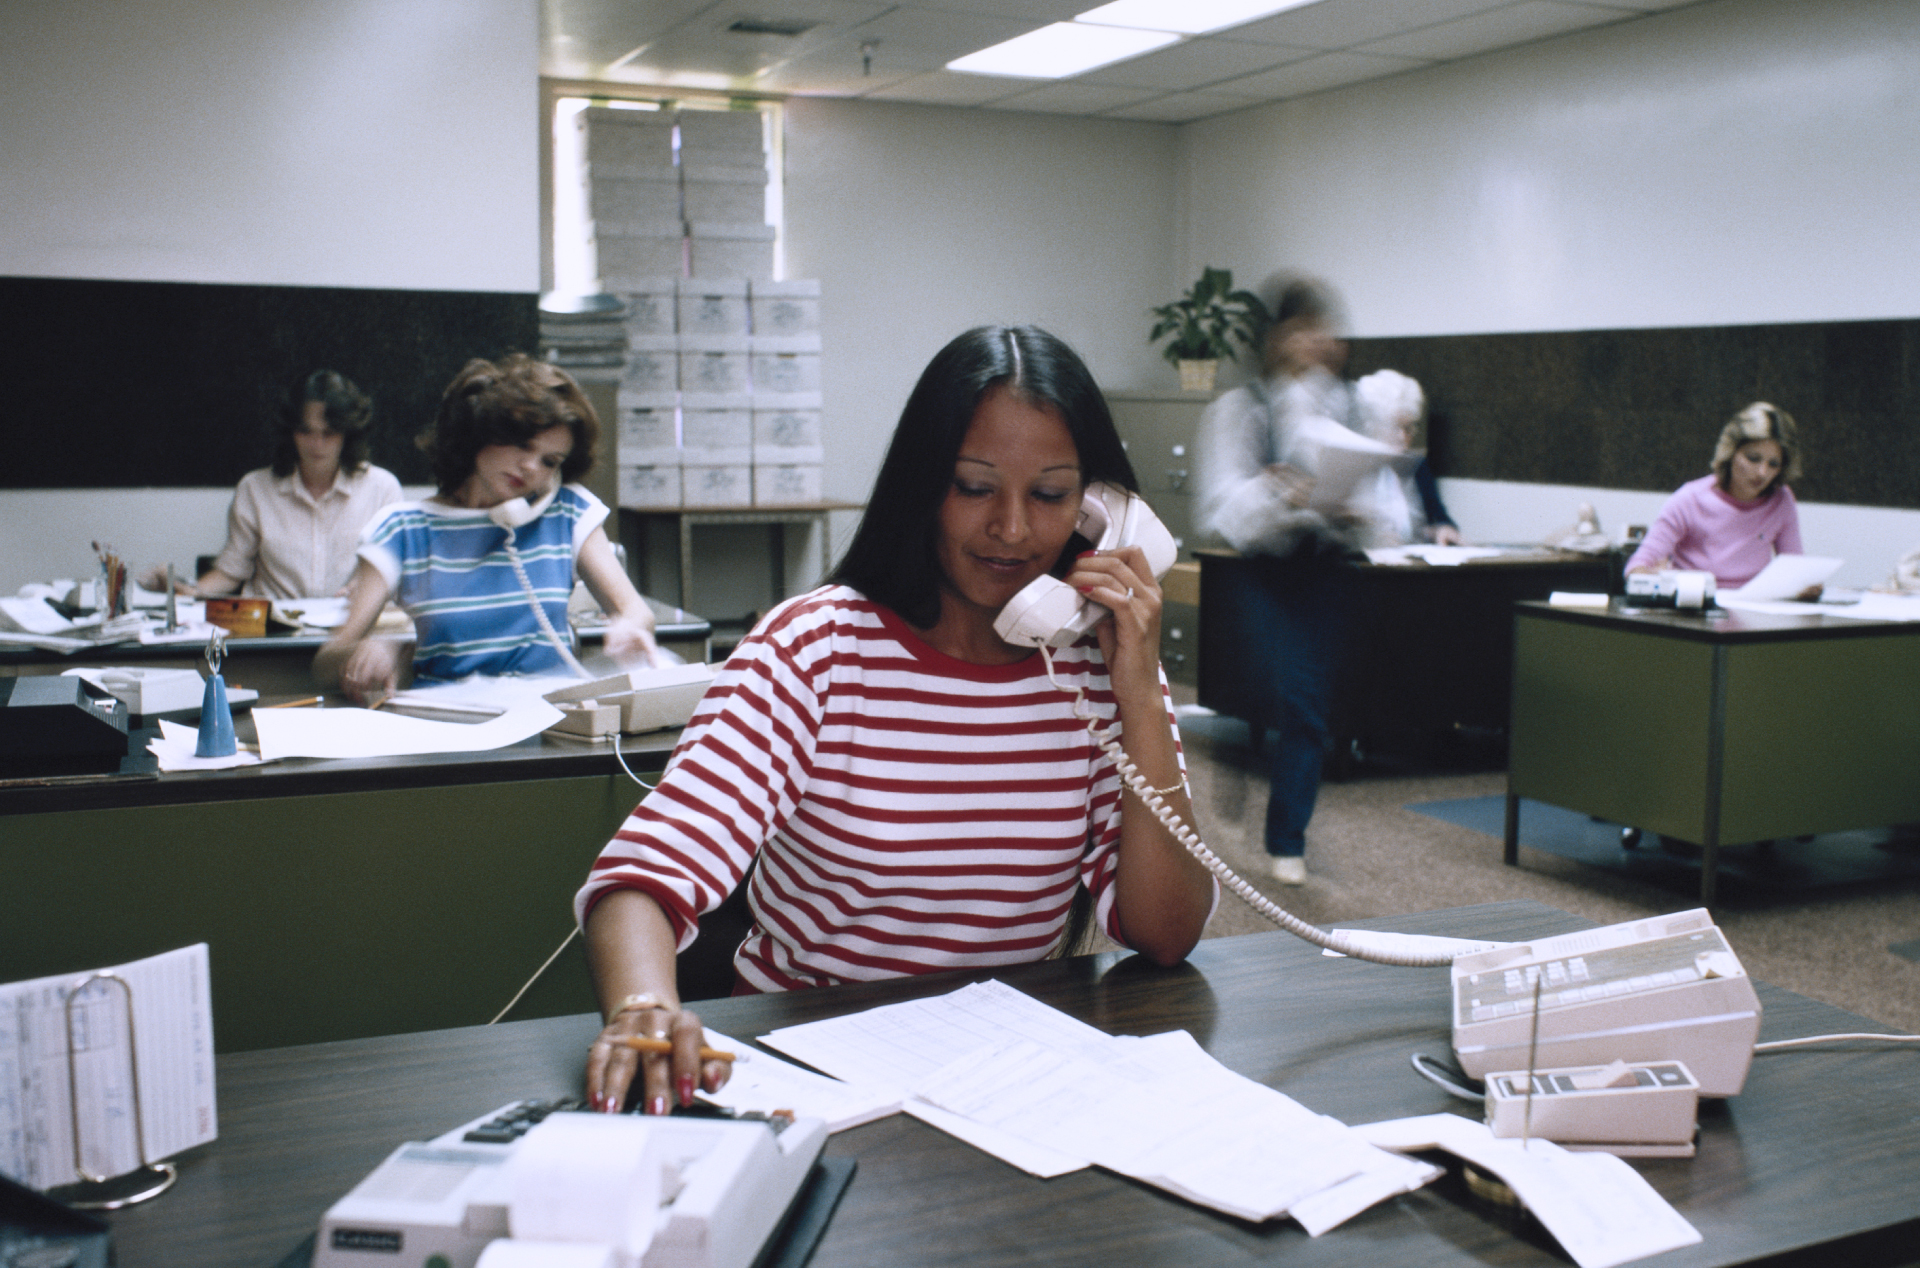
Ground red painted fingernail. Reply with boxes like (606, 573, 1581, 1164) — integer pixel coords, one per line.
(1077, 550, 1096, 558)
(677, 1075, 695, 1108)
(648, 1096, 668, 1117)
(1076, 586, 1092, 594)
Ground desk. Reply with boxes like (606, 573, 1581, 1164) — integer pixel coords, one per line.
(1197, 548, 1612, 761)
(98, 900, 1920, 1268)
(0, 598, 714, 697)
(0, 706, 685, 1053)
(1507, 602, 1920, 906)
(621, 501, 861, 613)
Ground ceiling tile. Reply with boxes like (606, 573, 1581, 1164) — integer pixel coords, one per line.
(1104, 91, 1263, 122)
(901, 0, 1088, 18)
(1226, 0, 1513, 49)
(1210, 48, 1431, 98)
(1079, 37, 1315, 91)
(862, 69, 1042, 106)
(986, 81, 1167, 114)
(541, 0, 715, 77)
(608, 0, 894, 78)
(1359, 1, 1640, 61)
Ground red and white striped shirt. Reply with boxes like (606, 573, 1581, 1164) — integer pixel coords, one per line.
(576, 585, 1183, 992)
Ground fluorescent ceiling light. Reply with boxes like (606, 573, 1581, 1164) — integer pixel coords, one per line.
(1075, 0, 1318, 37)
(947, 22, 1181, 78)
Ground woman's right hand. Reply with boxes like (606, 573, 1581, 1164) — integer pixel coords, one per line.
(584, 998, 732, 1115)
(338, 637, 402, 706)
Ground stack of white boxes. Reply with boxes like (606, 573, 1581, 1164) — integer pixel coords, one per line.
(679, 110, 776, 282)
(678, 279, 752, 506)
(582, 109, 682, 289)
(749, 280, 822, 504)
(590, 107, 820, 510)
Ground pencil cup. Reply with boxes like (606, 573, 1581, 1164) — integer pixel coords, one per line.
(195, 674, 237, 758)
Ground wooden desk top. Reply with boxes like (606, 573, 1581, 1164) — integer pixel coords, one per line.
(1516, 598, 1920, 645)
(99, 901, 1920, 1268)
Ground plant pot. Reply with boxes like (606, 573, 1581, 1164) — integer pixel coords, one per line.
(1177, 359, 1219, 393)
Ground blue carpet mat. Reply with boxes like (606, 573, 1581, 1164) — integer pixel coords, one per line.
(1407, 796, 1920, 896)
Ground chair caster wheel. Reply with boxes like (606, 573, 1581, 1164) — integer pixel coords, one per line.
(1621, 827, 1642, 848)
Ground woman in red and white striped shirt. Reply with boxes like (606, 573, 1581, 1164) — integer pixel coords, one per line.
(580, 326, 1215, 1115)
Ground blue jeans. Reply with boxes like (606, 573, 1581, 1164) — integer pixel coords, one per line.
(1221, 554, 1352, 858)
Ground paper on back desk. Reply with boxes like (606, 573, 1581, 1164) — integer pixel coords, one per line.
(1725, 553, 1843, 601)
(251, 698, 564, 759)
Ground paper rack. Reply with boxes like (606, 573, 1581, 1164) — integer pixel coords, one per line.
(43, 970, 179, 1210)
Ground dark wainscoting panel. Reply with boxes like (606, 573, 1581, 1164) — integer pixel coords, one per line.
(1348, 318, 1920, 511)
(4, 276, 539, 489)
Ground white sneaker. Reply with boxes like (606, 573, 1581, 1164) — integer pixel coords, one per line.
(1269, 855, 1307, 885)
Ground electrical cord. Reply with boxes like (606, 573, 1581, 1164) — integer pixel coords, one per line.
(490, 926, 581, 1025)
(1410, 1052, 1485, 1102)
(1038, 645, 1462, 969)
(1754, 1032, 1920, 1052)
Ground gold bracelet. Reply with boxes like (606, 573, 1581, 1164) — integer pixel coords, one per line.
(1132, 780, 1185, 800)
(608, 992, 669, 1021)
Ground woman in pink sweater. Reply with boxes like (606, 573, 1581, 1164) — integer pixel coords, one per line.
(1626, 403, 1804, 588)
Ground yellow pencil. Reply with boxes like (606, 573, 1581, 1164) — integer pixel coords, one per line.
(611, 1036, 740, 1063)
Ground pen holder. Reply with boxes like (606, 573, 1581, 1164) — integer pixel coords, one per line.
(195, 674, 237, 758)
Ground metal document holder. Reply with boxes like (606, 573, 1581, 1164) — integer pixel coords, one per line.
(45, 971, 179, 1210)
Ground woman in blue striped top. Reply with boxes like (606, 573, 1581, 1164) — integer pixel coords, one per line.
(316, 355, 658, 702)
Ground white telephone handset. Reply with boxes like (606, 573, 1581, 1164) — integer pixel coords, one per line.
(488, 485, 557, 530)
(993, 482, 1180, 649)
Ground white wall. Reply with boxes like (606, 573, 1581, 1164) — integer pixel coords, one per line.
(1180, 0, 1920, 339)
(0, 0, 539, 292)
(0, 0, 538, 597)
(782, 99, 1179, 586)
(1180, 0, 1920, 572)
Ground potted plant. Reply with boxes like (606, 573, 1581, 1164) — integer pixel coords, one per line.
(1149, 266, 1269, 393)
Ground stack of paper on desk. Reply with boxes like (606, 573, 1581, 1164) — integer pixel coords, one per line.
(759, 980, 1439, 1233)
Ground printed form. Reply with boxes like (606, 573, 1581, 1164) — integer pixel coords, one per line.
(0, 945, 217, 1187)
(760, 980, 1438, 1233)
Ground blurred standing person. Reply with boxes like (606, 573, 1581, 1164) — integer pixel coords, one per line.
(1194, 278, 1367, 885)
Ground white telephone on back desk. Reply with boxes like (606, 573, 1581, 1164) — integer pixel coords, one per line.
(993, 482, 1180, 649)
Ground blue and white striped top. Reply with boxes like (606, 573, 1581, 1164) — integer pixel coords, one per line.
(357, 485, 608, 683)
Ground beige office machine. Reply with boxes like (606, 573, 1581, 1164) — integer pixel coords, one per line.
(543, 663, 717, 738)
(1451, 909, 1761, 1097)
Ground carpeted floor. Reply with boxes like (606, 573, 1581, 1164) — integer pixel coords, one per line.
(1111, 689, 1920, 1037)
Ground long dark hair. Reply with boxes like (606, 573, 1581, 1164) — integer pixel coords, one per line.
(417, 354, 601, 495)
(829, 326, 1138, 629)
(269, 370, 373, 478)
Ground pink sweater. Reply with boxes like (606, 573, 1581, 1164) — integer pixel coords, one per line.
(1626, 475, 1802, 587)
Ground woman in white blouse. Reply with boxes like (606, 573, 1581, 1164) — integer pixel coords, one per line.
(187, 370, 402, 600)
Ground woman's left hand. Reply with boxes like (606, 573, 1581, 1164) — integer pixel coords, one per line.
(1064, 545, 1163, 698)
